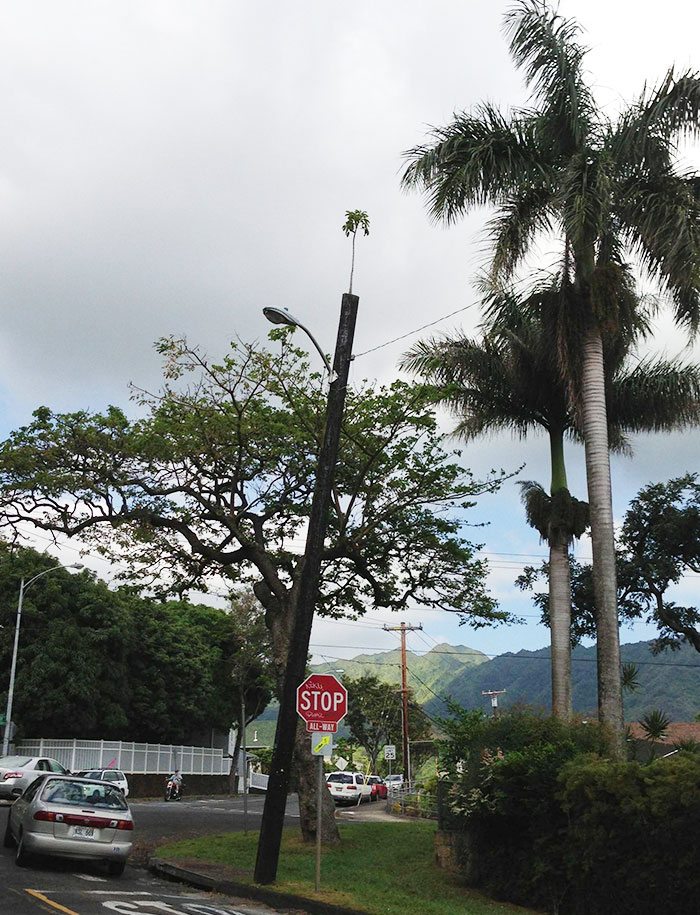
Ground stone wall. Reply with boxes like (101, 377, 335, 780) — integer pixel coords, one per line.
(434, 829, 478, 884)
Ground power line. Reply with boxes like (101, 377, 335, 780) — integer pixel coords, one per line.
(353, 303, 477, 358)
(310, 645, 700, 670)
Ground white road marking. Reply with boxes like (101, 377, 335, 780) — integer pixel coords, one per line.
(76, 873, 109, 882)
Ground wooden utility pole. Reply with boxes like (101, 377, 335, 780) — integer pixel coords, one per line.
(254, 293, 359, 885)
(383, 621, 422, 788)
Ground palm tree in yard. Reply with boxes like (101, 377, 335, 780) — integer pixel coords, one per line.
(401, 0, 700, 754)
(403, 282, 700, 721)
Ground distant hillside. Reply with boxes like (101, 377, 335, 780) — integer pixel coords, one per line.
(423, 640, 700, 722)
(312, 642, 488, 705)
(248, 639, 700, 746)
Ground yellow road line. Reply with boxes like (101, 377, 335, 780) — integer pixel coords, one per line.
(25, 889, 82, 915)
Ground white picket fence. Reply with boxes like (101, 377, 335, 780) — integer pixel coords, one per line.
(16, 739, 230, 776)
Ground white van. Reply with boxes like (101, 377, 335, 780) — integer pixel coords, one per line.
(326, 771, 372, 806)
(76, 768, 130, 797)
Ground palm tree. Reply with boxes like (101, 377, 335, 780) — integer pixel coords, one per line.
(401, 0, 700, 754)
(403, 282, 700, 721)
(639, 709, 672, 759)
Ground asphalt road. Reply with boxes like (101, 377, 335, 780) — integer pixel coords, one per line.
(0, 795, 301, 915)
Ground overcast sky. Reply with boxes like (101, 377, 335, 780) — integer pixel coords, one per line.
(2, 1, 700, 676)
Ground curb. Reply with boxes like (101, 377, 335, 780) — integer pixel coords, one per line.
(149, 856, 367, 915)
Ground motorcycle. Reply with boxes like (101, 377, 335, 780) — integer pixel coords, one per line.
(164, 776, 183, 801)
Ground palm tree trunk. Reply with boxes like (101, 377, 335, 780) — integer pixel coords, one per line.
(548, 427, 573, 721)
(549, 528, 573, 720)
(580, 326, 625, 757)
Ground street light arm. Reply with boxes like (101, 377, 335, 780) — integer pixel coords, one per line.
(291, 319, 333, 377)
(25, 562, 83, 590)
(262, 307, 334, 377)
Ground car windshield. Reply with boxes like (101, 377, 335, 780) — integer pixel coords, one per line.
(40, 779, 129, 810)
(327, 773, 353, 784)
(103, 771, 123, 781)
(0, 756, 32, 767)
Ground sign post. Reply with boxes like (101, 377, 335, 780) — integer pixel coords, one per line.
(297, 673, 347, 892)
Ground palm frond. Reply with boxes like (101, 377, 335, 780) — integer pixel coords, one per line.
(617, 171, 700, 332)
(607, 357, 700, 434)
(609, 69, 700, 170)
(504, 0, 594, 151)
(401, 105, 546, 224)
(487, 181, 557, 282)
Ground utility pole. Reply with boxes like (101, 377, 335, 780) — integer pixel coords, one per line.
(482, 689, 506, 717)
(383, 622, 422, 789)
(254, 293, 359, 886)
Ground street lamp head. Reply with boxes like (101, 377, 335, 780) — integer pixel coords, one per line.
(69, 563, 84, 570)
(263, 307, 299, 328)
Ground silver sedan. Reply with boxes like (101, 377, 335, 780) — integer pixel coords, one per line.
(3, 774, 133, 875)
(0, 755, 69, 803)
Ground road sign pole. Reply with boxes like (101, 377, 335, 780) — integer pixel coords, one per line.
(316, 753, 323, 892)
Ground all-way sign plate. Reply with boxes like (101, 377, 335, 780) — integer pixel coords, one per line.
(306, 720, 338, 732)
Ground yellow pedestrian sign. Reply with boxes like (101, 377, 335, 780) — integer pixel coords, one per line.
(311, 733, 333, 756)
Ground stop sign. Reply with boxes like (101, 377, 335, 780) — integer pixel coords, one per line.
(296, 674, 347, 732)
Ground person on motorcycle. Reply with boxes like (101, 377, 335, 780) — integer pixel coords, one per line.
(167, 769, 183, 800)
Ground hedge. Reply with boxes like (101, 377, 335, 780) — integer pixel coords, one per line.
(447, 749, 700, 915)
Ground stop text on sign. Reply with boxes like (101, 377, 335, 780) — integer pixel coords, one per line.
(298, 688, 345, 713)
(296, 673, 348, 733)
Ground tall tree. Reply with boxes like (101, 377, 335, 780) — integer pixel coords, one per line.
(404, 286, 700, 720)
(225, 591, 274, 794)
(524, 475, 700, 656)
(0, 542, 250, 741)
(0, 334, 508, 841)
(402, 0, 700, 753)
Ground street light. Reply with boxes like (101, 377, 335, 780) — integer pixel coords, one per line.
(255, 293, 359, 884)
(2, 561, 84, 756)
(262, 307, 335, 378)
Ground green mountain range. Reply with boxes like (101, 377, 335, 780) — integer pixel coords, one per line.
(420, 639, 700, 723)
(312, 642, 488, 705)
(248, 639, 700, 746)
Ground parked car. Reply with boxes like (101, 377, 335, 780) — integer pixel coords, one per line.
(384, 773, 405, 794)
(367, 775, 387, 801)
(75, 768, 130, 797)
(3, 774, 133, 875)
(0, 756, 70, 805)
(326, 771, 372, 806)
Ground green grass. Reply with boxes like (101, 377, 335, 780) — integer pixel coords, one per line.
(158, 821, 538, 915)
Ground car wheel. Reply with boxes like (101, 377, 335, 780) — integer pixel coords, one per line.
(15, 831, 31, 868)
(107, 859, 126, 877)
(3, 815, 15, 849)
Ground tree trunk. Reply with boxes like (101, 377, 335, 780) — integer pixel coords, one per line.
(548, 528, 572, 721)
(580, 327, 625, 757)
(262, 589, 340, 844)
(548, 427, 573, 721)
(229, 725, 242, 795)
(294, 720, 340, 844)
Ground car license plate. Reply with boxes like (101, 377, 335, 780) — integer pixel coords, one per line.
(73, 826, 95, 839)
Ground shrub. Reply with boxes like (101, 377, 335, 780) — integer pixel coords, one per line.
(445, 743, 700, 915)
(558, 754, 700, 915)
